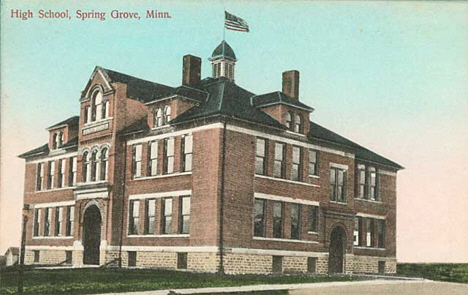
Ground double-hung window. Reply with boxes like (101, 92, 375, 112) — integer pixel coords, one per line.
(253, 199, 266, 237)
(369, 167, 378, 201)
(354, 217, 362, 246)
(66, 206, 74, 236)
(307, 206, 319, 233)
(162, 198, 173, 234)
(145, 199, 156, 234)
(273, 201, 284, 238)
(309, 150, 318, 177)
(33, 209, 41, 237)
(58, 159, 66, 188)
(44, 208, 52, 236)
(358, 165, 366, 199)
(55, 207, 63, 236)
(132, 144, 142, 178)
(129, 200, 140, 235)
(181, 135, 193, 172)
(366, 218, 374, 247)
(100, 148, 108, 181)
(179, 196, 190, 234)
(273, 143, 285, 178)
(36, 163, 44, 191)
(47, 161, 55, 189)
(290, 203, 301, 240)
(291, 146, 302, 181)
(255, 138, 267, 175)
(163, 138, 175, 174)
(147, 141, 158, 176)
(330, 167, 347, 203)
(69, 157, 77, 186)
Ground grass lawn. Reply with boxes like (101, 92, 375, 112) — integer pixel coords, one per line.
(0, 266, 358, 294)
(398, 263, 468, 284)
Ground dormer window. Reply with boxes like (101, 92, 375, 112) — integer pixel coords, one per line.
(164, 106, 172, 124)
(154, 108, 163, 127)
(294, 114, 303, 133)
(286, 112, 292, 129)
(52, 134, 58, 149)
(58, 132, 64, 147)
(285, 111, 303, 133)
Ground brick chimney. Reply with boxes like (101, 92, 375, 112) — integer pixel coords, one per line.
(182, 55, 201, 86)
(282, 70, 300, 100)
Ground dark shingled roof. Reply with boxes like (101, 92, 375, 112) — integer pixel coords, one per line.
(171, 78, 285, 129)
(61, 137, 78, 149)
(252, 91, 314, 111)
(18, 143, 49, 159)
(309, 121, 403, 169)
(171, 85, 208, 102)
(123, 118, 150, 135)
(210, 41, 237, 61)
(102, 68, 174, 103)
(47, 116, 79, 130)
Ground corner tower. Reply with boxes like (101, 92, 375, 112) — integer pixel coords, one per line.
(209, 41, 237, 81)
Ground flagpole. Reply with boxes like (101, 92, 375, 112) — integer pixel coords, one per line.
(223, 12, 226, 41)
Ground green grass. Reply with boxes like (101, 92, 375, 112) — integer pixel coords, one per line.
(398, 263, 468, 284)
(197, 292, 288, 295)
(0, 267, 357, 294)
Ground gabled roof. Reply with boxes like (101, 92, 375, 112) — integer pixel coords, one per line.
(309, 121, 403, 169)
(100, 67, 174, 103)
(47, 116, 79, 130)
(5, 247, 19, 256)
(18, 144, 49, 159)
(210, 41, 237, 61)
(252, 91, 314, 112)
(171, 78, 285, 129)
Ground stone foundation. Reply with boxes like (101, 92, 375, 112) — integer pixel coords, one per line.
(353, 255, 397, 274)
(24, 247, 396, 275)
(24, 249, 71, 265)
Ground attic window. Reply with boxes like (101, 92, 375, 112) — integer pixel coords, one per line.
(89, 89, 107, 123)
(285, 111, 303, 134)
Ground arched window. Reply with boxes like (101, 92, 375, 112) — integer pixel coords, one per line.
(91, 91, 103, 122)
(164, 106, 172, 125)
(102, 100, 109, 119)
(294, 114, 303, 133)
(155, 108, 163, 127)
(58, 132, 64, 147)
(52, 133, 58, 149)
(100, 148, 108, 181)
(286, 112, 293, 130)
(91, 150, 98, 182)
(82, 152, 90, 182)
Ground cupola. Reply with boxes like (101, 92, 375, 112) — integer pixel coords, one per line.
(209, 41, 237, 81)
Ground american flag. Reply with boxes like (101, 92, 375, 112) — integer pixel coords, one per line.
(225, 11, 249, 33)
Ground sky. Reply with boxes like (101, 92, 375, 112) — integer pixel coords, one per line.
(1, 0, 467, 262)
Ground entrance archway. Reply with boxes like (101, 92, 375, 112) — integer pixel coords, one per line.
(83, 205, 102, 265)
(328, 226, 347, 273)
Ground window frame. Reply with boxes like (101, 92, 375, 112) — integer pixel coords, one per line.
(163, 138, 175, 175)
(354, 217, 362, 246)
(144, 199, 157, 235)
(132, 144, 142, 178)
(57, 159, 66, 188)
(82, 152, 90, 182)
(181, 135, 193, 172)
(178, 196, 191, 234)
(47, 161, 55, 189)
(273, 143, 286, 178)
(54, 207, 63, 236)
(128, 200, 140, 235)
(290, 203, 301, 240)
(253, 198, 266, 237)
(330, 167, 347, 203)
(100, 148, 108, 181)
(33, 209, 41, 237)
(69, 157, 77, 186)
(272, 201, 284, 238)
(147, 141, 159, 176)
(161, 197, 173, 234)
(255, 138, 268, 175)
(308, 150, 319, 177)
(66, 206, 74, 236)
(36, 163, 44, 191)
(44, 208, 51, 237)
(291, 146, 302, 181)
(307, 206, 319, 233)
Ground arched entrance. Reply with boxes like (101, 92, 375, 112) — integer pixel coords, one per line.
(83, 205, 102, 265)
(328, 226, 347, 273)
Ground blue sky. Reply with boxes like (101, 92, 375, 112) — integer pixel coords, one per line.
(1, 0, 467, 262)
